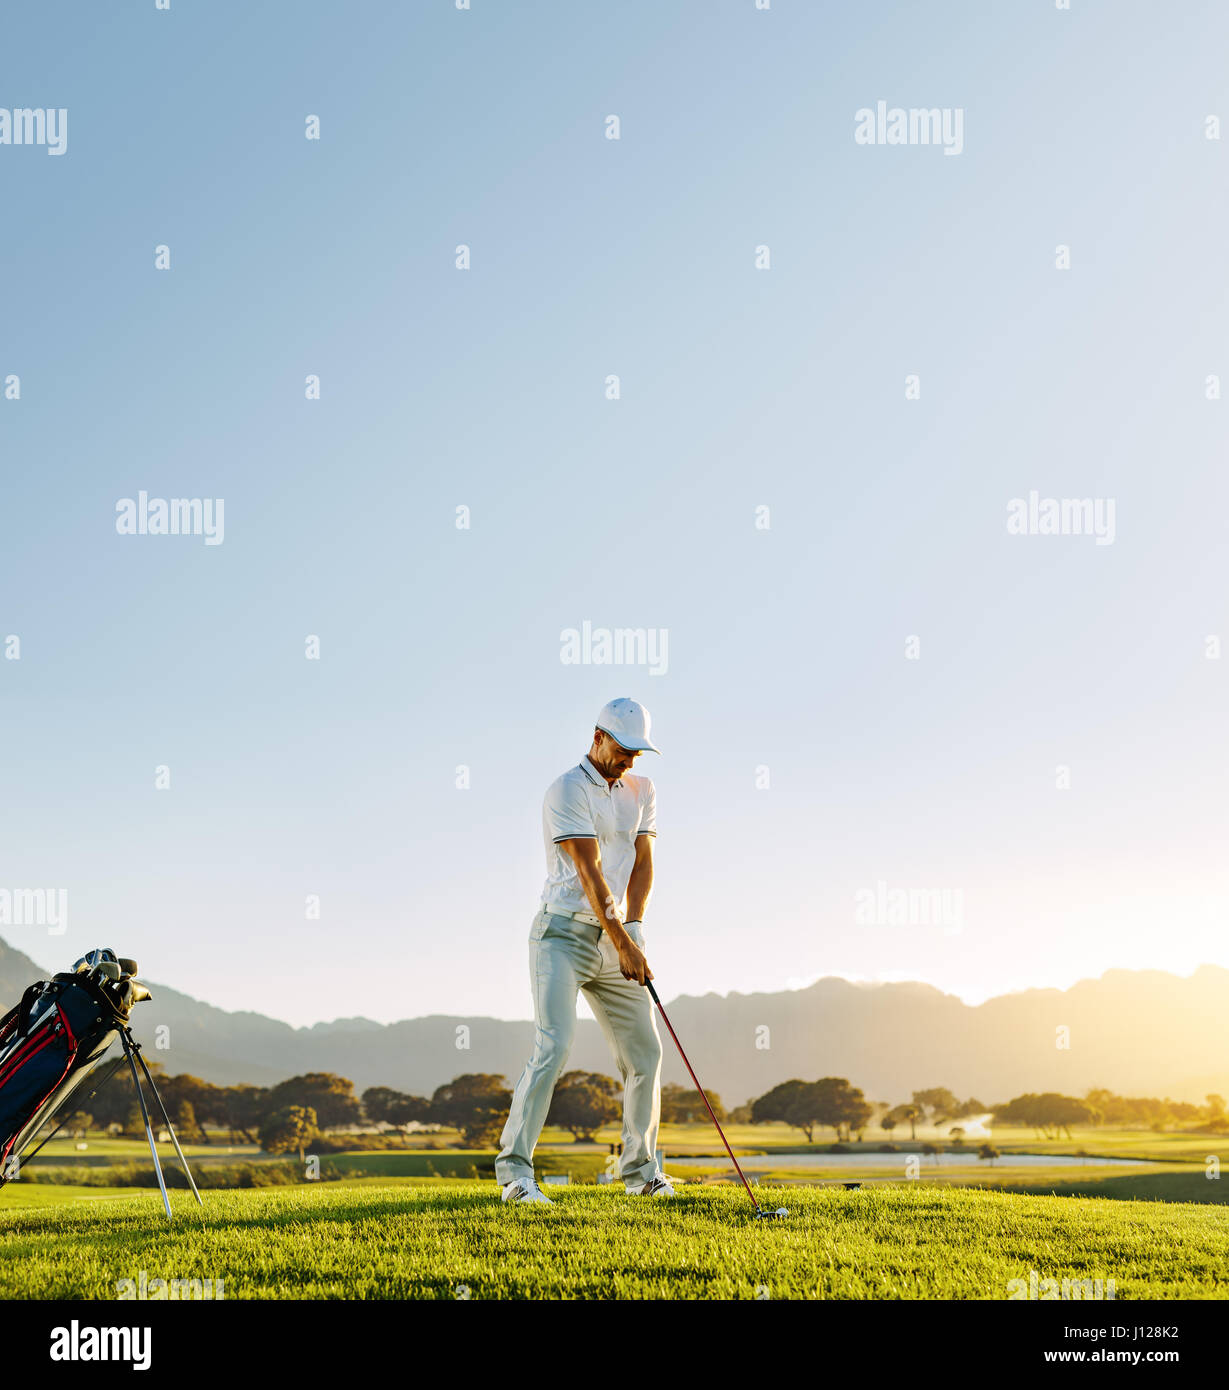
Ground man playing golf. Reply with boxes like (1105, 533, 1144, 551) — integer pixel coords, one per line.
(496, 698, 672, 1205)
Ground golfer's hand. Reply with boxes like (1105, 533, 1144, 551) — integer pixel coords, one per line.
(618, 939, 653, 985)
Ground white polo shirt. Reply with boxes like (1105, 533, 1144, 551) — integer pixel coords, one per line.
(541, 755, 657, 918)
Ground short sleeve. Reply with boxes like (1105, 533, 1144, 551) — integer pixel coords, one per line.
(638, 779, 657, 836)
(545, 775, 596, 843)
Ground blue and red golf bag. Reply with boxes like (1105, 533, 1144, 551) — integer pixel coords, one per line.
(0, 950, 145, 1184)
(0, 948, 200, 1219)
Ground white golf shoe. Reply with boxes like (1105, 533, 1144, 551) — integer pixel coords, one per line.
(501, 1176, 552, 1205)
(626, 1171, 675, 1198)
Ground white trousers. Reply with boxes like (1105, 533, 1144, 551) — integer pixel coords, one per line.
(495, 907, 662, 1188)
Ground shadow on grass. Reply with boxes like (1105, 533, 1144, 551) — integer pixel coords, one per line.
(994, 1172, 1228, 1205)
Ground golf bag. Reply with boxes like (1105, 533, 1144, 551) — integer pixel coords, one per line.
(0, 948, 201, 1219)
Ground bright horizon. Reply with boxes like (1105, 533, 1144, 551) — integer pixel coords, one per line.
(3, 926, 1220, 1029)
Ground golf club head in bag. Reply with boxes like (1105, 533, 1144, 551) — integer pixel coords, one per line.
(71, 947, 138, 984)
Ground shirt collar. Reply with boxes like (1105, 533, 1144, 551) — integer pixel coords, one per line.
(580, 755, 620, 790)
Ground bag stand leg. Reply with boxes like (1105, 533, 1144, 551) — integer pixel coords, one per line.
(120, 1029, 174, 1220)
(123, 1028, 203, 1208)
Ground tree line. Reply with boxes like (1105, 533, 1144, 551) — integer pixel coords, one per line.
(69, 1065, 1229, 1154)
(67, 1067, 519, 1153)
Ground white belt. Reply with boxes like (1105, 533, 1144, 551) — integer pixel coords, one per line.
(544, 904, 603, 927)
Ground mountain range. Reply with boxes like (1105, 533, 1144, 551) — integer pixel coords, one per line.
(1, 936, 1223, 1105)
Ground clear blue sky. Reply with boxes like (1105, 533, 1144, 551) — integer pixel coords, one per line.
(3, 1, 1227, 1026)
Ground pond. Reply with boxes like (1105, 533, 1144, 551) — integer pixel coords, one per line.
(663, 1151, 1143, 1171)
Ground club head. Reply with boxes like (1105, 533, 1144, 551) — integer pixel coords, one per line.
(117, 979, 153, 1009)
(74, 947, 121, 981)
(754, 1206, 789, 1220)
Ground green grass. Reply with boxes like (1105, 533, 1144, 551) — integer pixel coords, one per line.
(0, 1181, 1226, 1299)
(0, 1185, 148, 1209)
(27, 1137, 262, 1168)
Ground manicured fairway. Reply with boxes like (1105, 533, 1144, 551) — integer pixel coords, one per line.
(1, 1181, 1227, 1300)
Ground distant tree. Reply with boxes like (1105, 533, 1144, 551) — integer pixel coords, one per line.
(750, 1078, 869, 1142)
(268, 1073, 362, 1131)
(948, 1126, 966, 1148)
(728, 1103, 754, 1125)
(978, 1143, 1000, 1165)
(992, 1093, 1094, 1139)
(429, 1074, 512, 1147)
(881, 1105, 917, 1140)
(222, 1085, 271, 1143)
(660, 1083, 727, 1125)
(1201, 1094, 1229, 1134)
(751, 1080, 817, 1141)
(1084, 1088, 1115, 1125)
(260, 1106, 318, 1162)
(1035, 1092, 1094, 1139)
(387, 1094, 430, 1128)
(161, 1075, 226, 1141)
(920, 1142, 939, 1165)
(812, 1077, 872, 1142)
(880, 1113, 897, 1139)
(362, 1086, 403, 1126)
(362, 1087, 430, 1132)
(547, 1072, 620, 1141)
(913, 1088, 959, 1127)
(172, 1100, 203, 1142)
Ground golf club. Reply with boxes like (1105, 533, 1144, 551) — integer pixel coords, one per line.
(644, 979, 787, 1221)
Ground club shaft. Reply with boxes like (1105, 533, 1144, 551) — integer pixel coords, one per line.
(645, 981, 762, 1212)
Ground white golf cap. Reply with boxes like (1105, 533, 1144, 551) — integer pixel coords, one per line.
(595, 697, 661, 754)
